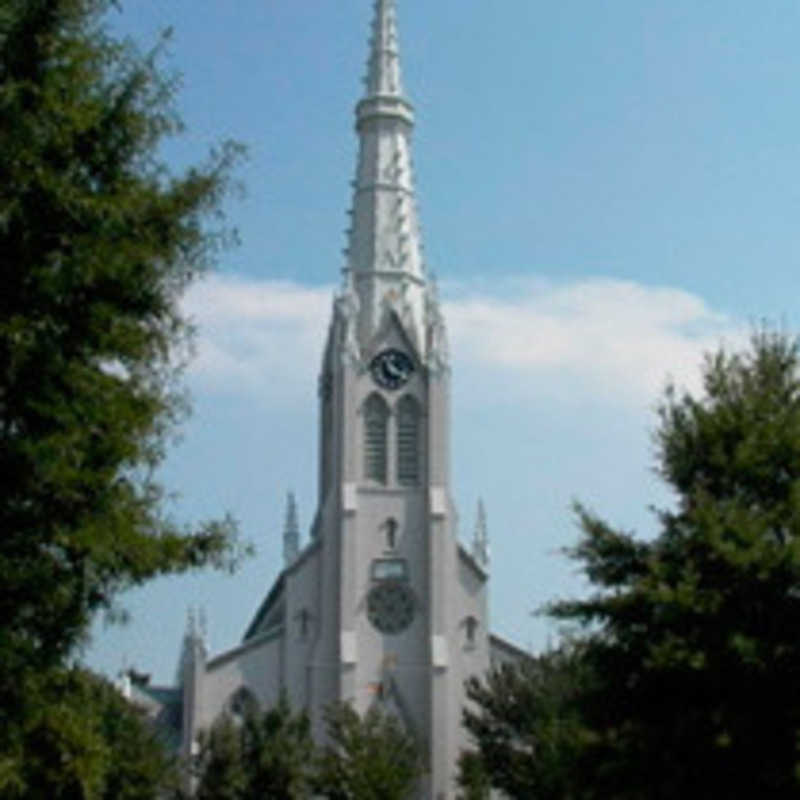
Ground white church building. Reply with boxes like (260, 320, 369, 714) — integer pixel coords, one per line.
(132, 2, 527, 797)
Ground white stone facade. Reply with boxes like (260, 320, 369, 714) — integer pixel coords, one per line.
(136, 3, 528, 797)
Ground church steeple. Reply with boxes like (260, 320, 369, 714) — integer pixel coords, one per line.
(166, 7, 493, 799)
(341, 0, 429, 356)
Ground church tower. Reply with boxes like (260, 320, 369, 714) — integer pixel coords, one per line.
(148, 4, 521, 799)
(310, 1, 489, 794)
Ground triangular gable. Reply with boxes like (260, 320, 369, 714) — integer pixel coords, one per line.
(367, 307, 422, 366)
(242, 573, 286, 642)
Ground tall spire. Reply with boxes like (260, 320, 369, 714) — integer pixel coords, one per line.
(363, 0, 406, 98)
(341, 0, 430, 356)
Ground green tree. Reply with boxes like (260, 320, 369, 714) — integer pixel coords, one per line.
(9, 667, 178, 800)
(194, 716, 247, 800)
(456, 751, 491, 800)
(315, 703, 422, 800)
(193, 695, 314, 800)
(0, 0, 243, 793)
(547, 331, 800, 797)
(459, 648, 591, 800)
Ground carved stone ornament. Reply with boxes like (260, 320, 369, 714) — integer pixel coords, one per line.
(425, 283, 450, 374)
(379, 283, 420, 353)
(335, 285, 363, 368)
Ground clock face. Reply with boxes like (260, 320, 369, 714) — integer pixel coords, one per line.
(369, 349, 414, 390)
(366, 582, 416, 634)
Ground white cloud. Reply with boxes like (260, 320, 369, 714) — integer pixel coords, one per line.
(446, 278, 744, 406)
(184, 275, 332, 402)
(182, 273, 745, 409)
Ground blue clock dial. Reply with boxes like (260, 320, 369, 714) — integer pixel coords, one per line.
(369, 349, 414, 390)
(367, 581, 415, 634)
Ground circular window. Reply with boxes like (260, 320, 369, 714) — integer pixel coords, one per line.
(366, 582, 415, 634)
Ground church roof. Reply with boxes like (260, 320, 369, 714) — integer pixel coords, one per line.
(242, 572, 285, 642)
(128, 683, 183, 750)
(242, 537, 321, 642)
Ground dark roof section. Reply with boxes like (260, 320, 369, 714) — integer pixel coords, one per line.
(208, 624, 285, 672)
(489, 632, 533, 665)
(243, 572, 285, 642)
(130, 684, 183, 752)
(242, 537, 321, 642)
(457, 541, 489, 579)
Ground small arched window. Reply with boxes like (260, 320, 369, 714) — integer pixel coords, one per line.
(396, 395, 420, 486)
(464, 615, 479, 647)
(228, 686, 259, 721)
(364, 393, 389, 483)
(384, 517, 398, 550)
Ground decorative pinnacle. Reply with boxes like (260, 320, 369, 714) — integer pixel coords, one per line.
(471, 499, 490, 568)
(177, 606, 206, 683)
(283, 491, 300, 566)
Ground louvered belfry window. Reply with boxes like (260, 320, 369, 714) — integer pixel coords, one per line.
(396, 395, 420, 486)
(364, 393, 389, 483)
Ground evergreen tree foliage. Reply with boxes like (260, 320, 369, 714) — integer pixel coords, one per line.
(464, 332, 800, 798)
(6, 667, 177, 800)
(193, 700, 420, 800)
(193, 696, 314, 800)
(194, 716, 247, 800)
(548, 331, 800, 797)
(459, 649, 590, 800)
(241, 695, 315, 799)
(0, 0, 243, 793)
(455, 751, 491, 800)
(0, 0, 243, 675)
(314, 703, 422, 800)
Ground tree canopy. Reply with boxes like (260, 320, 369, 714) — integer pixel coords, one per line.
(460, 649, 590, 800)
(1, 0, 244, 676)
(0, 0, 243, 794)
(192, 699, 420, 800)
(314, 703, 422, 800)
(464, 331, 800, 798)
(193, 695, 314, 800)
(4, 667, 178, 800)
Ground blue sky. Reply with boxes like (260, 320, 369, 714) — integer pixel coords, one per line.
(86, 0, 800, 683)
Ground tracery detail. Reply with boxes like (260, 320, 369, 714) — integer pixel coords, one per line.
(396, 395, 420, 486)
(364, 393, 389, 483)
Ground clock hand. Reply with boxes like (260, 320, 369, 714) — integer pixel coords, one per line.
(385, 358, 404, 379)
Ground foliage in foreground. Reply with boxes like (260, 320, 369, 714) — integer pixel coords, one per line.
(459, 648, 591, 800)
(464, 331, 800, 798)
(315, 702, 422, 800)
(193, 694, 315, 800)
(0, 0, 243, 794)
(192, 699, 421, 800)
(2, 667, 177, 800)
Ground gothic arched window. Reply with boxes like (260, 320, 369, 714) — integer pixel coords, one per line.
(396, 395, 420, 486)
(228, 686, 259, 721)
(364, 393, 389, 484)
